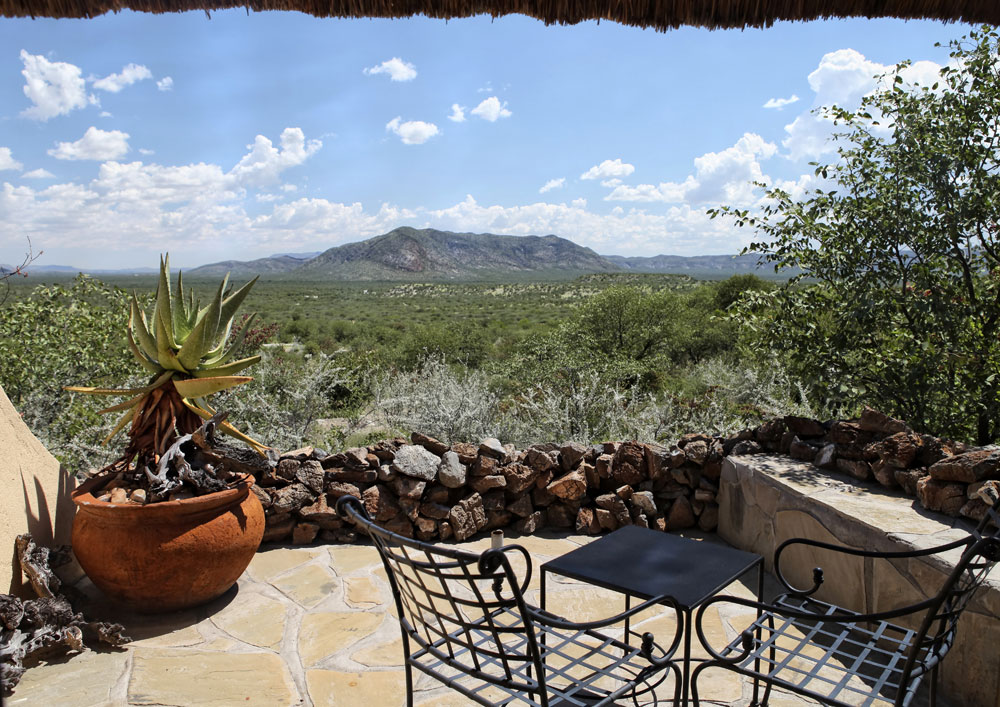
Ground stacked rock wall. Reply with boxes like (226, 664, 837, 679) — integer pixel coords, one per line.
(254, 407, 998, 545)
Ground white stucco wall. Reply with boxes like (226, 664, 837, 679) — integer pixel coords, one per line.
(0, 384, 75, 595)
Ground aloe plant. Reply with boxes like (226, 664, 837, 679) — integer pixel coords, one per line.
(66, 255, 266, 469)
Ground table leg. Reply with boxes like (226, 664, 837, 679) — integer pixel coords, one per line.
(751, 562, 763, 706)
(681, 606, 692, 707)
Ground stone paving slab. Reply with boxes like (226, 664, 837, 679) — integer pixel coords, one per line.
(7, 530, 941, 706)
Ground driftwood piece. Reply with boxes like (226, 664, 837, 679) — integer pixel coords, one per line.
(1, 536, 130, 694)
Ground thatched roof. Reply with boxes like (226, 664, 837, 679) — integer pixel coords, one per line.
(3, 0, 999, 29)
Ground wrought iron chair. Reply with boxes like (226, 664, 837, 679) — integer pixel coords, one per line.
(337, 495, 683, 706)
(690, 483, 1000, 706)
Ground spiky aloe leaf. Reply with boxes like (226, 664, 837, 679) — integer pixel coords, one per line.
(202, 313, 256, 367)
(155, 255, 176, 350)
(173, 375, 252, 398)
(155, 306, 187, 373)
(176, 279, 223, 371)
(191, 355, 261, 378)
(127, 329, 161, 374)
(64, 371, 173, 397)
(216, 276, 258, 345)
(182, 399, 268, 454)
(129, 295, 158, 362)
(97, 392, 149, 415)
(102, 404, 140, 446)
(171, 270, 194, 342)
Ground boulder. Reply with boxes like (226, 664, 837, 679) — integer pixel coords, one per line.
(479, 438, 506, 459)
(391, 444, 441, 482)
(271, 483, 315, 515)
(683, 440, 710, 466)
(391, 476, 426, 500)
(411, 432, 449, 456)
(501, 463, 541, 495)
(449, 493, 487, 541)
(362, 484, 401, 522)
(292, 522, 319, 545)
(451, 442, 480, 465)
(858, 406, 909, 435)
(814, 444, 837, 470)
(916, 476, 966, 516)
(546, 470, 587, 502)
(630, 490, 657, 517)
(665, 496, 696, 531)
(784, 416, 825, 438)
(437, 451, 467, 488)
(929, 447, 1000, 483)
(559, 442, 589, 470)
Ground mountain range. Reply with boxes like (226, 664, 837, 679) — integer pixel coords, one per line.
(11, 227, 778, 281)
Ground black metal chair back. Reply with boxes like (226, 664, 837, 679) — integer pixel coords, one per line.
(337, 495, 549, 700)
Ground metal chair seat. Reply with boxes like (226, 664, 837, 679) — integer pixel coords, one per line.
(412, 604, 670, 706)
(711, 594, 934, 706)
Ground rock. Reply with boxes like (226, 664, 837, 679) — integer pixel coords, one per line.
(755, 418, 786, 443)
(486, 510, 512, 530)
(376, 465, 395, 482)
(858, 406, 909, 435)
(514, 510, 545, 535)
(895, 468, 928, 496)
(698, 503, 719, 532)
(644, 443, 672, 481)
(296, 460, 325, 494)
(411, 432, 449, 456)
(667, 449, 687, 468)
(507, 495, 534, 518)
(836, 458, 871, 480)
(671, 465, 701, 488)
(341, 447, 368, 469)
(250, 484, 272, 509)
(916, 476, 966, 516)
(481, 490, 506, 512)
(576, 507, 601, 534)
(596, 508, 617, 531)
(784, 416, 825, 437)
(871, 461, 898, 488)
(384, 517, 414, 538)
(731, 440, 763, 456)
(470, 475, 507, 494)
(829, 421, 874, 446)
(262, 514, 295, 543)
(325, 481, 361, 500)
(424, 485, 450, 504)
(500, 463, 540, 495)
(277, 458, 300, 481)
(282, 446, 315, 461)
(129, 489, 147, 504)
(326, 468, 377, 484)
(391, 476, 426, 500)
(870, 432, 922, 469)
(630, 490, 657, 517)
(559, 442, 588, 470)
(391, 445, 441, 482)
(398, 498, 420, 522)
(414, 516, 438, 541)
(420, 502, 451, 520)
(814, 444, 838, 470)
(546, 504, 575, 528)
(615, 485, 633, 500)
(779, 431, 796, 454)
(369, 441, 397, 463)
(451, 442, 479, 465)
(665, 496, 696, 531)
(298, 493, 339, 524)
(929, 447, 1000, 483)
(580, 461, 599, 489)
(106, 487, 127, 503)
(595, 454, 613, 479)
(271, 483, 315, 514)
(437, 451, 467, 489)
(693, 489, 715, 504)
(292, 522, 319, 545)
(526, 447, 559, 473)
(611, 442, 645, 485)
(439, 522, 454, 541)
(546, 470, 587, 502)
(684, 440, 710, 466)
(471, 455, 498, 477)
(362, 485, 401, 522)
(532, 485, 555, 507)
(448, 493, 487, 541)
(479, 438, 506, 459)
(789, 438, 817, 462)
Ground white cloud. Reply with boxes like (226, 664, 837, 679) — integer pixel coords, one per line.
(606, 133, 776, 207)
(448, 104, 466, 123)
(19, 50, 90, 121)
(539, 177, 565, 194)
(363, 58, 417, 82)
(48, 127, 130, 161)
(281, 184, 298, 193)
(0, 148, 23, 172)
(229, 127, 322, 187)
(99, 111, 112, 118)
(581, 158, 635, 181)
(571, 198, 587, 208)
(385, 117, 439, 145)
(763, 94, 800, 109)
(93, 63, 152, 93)
(138, 148, 155, 156)
(601, 178, 623, 188)
(22, 168, 54, 179)
(157, 76, 173, 91)
(470, 96, 512, 122)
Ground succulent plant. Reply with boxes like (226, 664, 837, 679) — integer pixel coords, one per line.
(66, 255, 266, 468)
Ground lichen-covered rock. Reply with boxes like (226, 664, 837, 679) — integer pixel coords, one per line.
(437, 451, 467, 488)
(501, 463, 540, 495)
(271, 483, 315, 515)
(917, 476, 966, 516)
(391, 444, 441, 482)
(296, 460, 325, 494)
(449, 493, 487, 541)
(683, 440, 710, 466)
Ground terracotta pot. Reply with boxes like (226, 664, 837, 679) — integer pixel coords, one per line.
(71, 475, 265, 613)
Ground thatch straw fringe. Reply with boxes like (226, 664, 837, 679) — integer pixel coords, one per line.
(2, 0, 999, 29)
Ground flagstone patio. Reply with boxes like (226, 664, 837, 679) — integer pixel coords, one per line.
(7, 531, 941, 706)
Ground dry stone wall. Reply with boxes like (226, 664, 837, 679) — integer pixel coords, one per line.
(254, 406, 1000, 545)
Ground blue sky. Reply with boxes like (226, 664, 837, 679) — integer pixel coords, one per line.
(0, 11, 973, 269)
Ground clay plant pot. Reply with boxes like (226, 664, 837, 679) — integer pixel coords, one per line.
(71, 475, 265, 613)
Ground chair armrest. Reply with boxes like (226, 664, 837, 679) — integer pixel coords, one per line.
(773, 534, 971, 595)
(693, 592, 939, 663)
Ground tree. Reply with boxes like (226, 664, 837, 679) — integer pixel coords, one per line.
(714, 26, 1000, 443)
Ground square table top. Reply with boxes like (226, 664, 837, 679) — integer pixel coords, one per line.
(540, 525, 762, 609)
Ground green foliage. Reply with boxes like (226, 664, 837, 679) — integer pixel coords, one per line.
(714, 26, 1000, 443)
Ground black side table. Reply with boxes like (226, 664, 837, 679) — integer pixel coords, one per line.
(540, 525, 763, 706)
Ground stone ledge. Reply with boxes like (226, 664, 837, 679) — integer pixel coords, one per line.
(719, 454, 999, 707)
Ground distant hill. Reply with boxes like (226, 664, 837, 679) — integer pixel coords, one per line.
(186, 254, 319, 277)
(603, 253, 779, 278)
